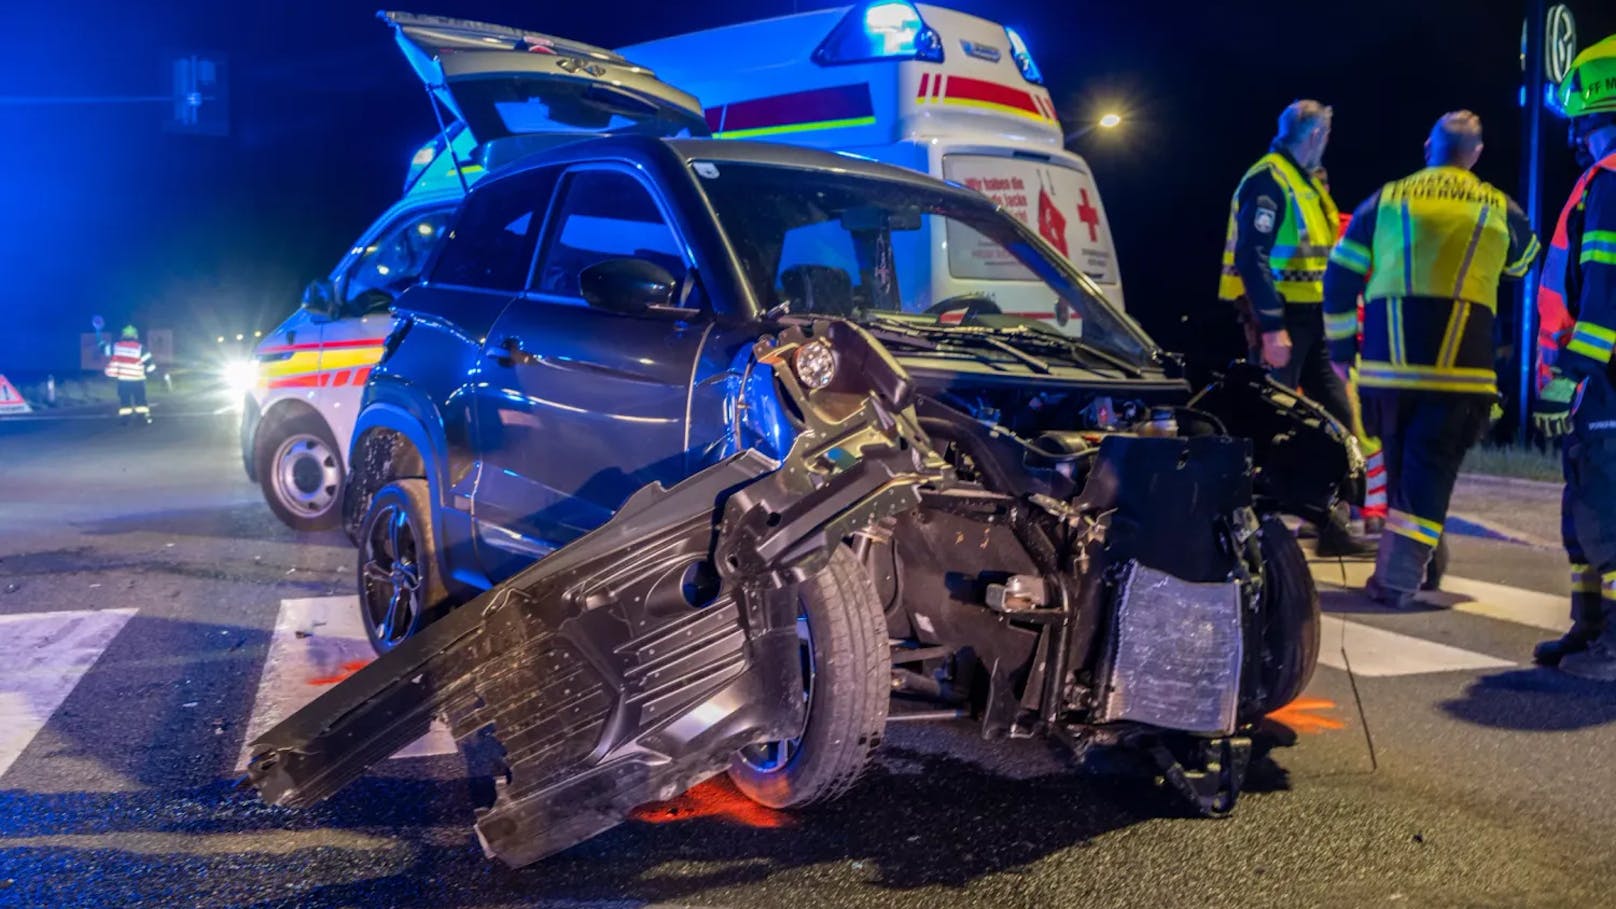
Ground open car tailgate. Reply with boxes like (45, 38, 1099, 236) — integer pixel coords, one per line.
(246, 326, 942, 866)
(380, 10, 709, 145)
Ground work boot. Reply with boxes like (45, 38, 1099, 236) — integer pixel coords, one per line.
(1557, 591, 1616, 680)
(1315, 506, 1373, 558)
(1534, 592, 1602, 667)
(1364, 530, 1429, 610)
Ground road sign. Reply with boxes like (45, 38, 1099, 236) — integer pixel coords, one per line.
(167, 53, 228, 136)
(0, 373, 34, 415)
(146, 329, 174, 366)
(1547, 5, 1578, 83)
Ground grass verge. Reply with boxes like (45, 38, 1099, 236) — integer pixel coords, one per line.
(1462, 444, 1561, 483)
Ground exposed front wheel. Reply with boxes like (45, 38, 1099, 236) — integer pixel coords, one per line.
(256, 411, 344, 532)
(357, 479, 452, 655)
(727, 546, 889, 809)
(1247, 515, 1322, 718)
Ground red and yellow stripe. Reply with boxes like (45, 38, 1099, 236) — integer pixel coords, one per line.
(916, 74, 1056, 123)
(258, 338, 387, 391)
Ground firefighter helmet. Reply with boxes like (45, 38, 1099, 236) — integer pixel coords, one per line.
(1557, 34, 1616, 120)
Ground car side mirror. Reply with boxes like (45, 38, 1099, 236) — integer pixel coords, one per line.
(579, 258, 677, 315)
(351, 289, 395, 316)
(300, 279, 337, 317)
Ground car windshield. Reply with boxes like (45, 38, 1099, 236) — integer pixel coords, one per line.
(690, 159, 1153, 364)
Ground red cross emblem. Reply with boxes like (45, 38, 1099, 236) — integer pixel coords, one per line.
(1037, 187, 1068, 257)
(1076, 189, 1101, 243)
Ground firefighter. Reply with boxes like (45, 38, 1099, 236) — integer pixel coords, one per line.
(1531, 35, 1616, 678)
(103, 325, 155, 424)
(1323, 111, 1539, 609)
(1218, 99, 1363, 555)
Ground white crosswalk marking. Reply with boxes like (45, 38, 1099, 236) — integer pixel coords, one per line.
(237, 596, 456, 771)
(0, 608, 136, 778)
(1426, 576, 1571, 633)
(1308, 560, 1574, 676)
(1316, 614, 1516, 677)
(1313, 558, 1572, 631)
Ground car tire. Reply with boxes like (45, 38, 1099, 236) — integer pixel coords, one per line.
(357, 479, 453, 655)
(256, 411, 344, 532)
(1248, 515, 1321, 718)
(727, 545, 889, 809)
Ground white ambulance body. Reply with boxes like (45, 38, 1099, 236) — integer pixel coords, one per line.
(620, 0, 1126, 322)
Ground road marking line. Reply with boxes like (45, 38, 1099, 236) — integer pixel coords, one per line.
(1428, 576, 1571, 633)
(237, 596, 455, 771)
(1446, 512, 1557, 550)
(1311, 560, 1572, 634)
(1317, 614, 1515, 677)
(0, 608, 137, 779)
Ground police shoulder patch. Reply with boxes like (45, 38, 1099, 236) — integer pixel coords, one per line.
(1254, 203, 1276, 235)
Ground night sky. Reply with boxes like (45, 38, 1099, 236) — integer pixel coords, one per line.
(5, 0, 1615, 372)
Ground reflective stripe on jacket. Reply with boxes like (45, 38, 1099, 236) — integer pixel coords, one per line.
(1218, 151, 1340, 306)
(105, 340, 152, 381)
(1537, 152, 1616, 390)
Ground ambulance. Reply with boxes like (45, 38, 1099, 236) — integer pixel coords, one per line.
(242, 4, 1129, 530)
(620, 1, 1127, 316)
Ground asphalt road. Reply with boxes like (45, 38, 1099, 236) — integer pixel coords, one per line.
(1, 407, 1611, 909)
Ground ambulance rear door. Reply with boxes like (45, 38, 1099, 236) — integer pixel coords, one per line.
(937, 147, 1125, 316)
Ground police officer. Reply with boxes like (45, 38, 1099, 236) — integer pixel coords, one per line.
(1322, 112, 1539, 609)
(103, 324, 155, 425)
(1218, 99, 1361, 555)
(1531, 36, 1616, 678)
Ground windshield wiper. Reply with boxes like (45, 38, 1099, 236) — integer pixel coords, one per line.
(980, 336, 1051, 374)
(855, 318, 940, 351)
(992, 328, 1145, 379)
(860, 313, 1141, 378)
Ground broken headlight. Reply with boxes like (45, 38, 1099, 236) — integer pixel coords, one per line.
(792, 339, 837, 390)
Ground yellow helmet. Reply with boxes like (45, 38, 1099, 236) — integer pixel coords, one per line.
(1557, 34, 1616, 119)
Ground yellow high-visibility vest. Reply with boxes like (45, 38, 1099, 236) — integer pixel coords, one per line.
(1365, 167, 1511, 310)
(1218, 152, 1340, 304)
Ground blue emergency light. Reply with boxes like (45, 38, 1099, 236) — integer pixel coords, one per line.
(1005, 27, 1043, 85)
(813, 0, 944, 66)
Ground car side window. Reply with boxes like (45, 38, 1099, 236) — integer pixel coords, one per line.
(343, 210, 453, 314)
(431, 168, 560, 292)
(531, 169, 686, 302)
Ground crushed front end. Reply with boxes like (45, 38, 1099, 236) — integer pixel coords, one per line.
(245, 320, 1339, 862)
(246, 323, 946, 866)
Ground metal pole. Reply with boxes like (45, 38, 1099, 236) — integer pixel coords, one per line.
(1518, 0, 1549, 445)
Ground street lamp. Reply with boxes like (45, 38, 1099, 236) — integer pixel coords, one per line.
(1065, 112, 1123, 144)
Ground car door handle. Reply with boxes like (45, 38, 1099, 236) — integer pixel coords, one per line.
(485, 336, 536, 366)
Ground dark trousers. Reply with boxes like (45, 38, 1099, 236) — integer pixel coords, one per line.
(1364, 390, 1490, 591)
(1563, 374, 1616, 587)
(1260, 305, 1353, 428)
(116, 380, 148, 417)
